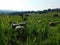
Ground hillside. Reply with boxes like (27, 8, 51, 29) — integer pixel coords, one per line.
(0, 12, 60, 45)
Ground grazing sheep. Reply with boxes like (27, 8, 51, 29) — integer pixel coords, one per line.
(38, 20, 42, 23)
(12, 21, 27, 30)
(49, 22, 56, 26)
(15, 26, 24, 30)
(12, 23, 23, 30)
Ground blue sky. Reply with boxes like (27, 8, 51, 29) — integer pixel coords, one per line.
(0, 0, 60, 11)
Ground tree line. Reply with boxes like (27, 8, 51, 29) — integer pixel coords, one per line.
(1, 8, 60, 15)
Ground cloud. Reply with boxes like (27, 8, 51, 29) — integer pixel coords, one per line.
(0, 0, 60, 11)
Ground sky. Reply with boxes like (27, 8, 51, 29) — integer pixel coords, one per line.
(0, 0, 60, 11)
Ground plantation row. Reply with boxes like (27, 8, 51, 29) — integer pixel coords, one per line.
(0, 12, 60, 45)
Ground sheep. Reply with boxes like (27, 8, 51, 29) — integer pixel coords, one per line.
(15, 26, 24, 30)
(49, 22, 56, 26)
(38, 20, 42, 23)
(12, 21, 28, 30)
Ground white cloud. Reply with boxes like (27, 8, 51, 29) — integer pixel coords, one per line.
(0, 0, 27, 10)
(0, 0, 60, 11)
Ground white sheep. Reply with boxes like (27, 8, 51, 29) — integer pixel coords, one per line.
(12, 21, 27, 30)
(15, 26, 24, 30)
(38, 20, 42, 23)
(49, 22, 56, 26)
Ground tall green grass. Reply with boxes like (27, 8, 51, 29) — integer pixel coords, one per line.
(0, 12, 60, 45)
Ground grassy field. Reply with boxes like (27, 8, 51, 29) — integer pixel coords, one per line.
(0, 12, 60, 45)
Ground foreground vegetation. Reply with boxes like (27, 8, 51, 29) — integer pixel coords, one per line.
(0, 12, 60, 45)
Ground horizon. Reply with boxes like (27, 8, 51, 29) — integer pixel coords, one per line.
(0, 0, 60, 11)
(0, 8, 60, 11)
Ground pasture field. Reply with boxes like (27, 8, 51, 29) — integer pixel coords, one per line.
(0, 12, 60, 45)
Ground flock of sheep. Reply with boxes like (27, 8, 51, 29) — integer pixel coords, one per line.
(11, 14, 60, 31)
(8, 14, 60, 45)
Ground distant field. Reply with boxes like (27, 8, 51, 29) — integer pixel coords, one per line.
(0, 12, 60, 45)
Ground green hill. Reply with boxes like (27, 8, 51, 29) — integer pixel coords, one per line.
(0, 12, 60, 45)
